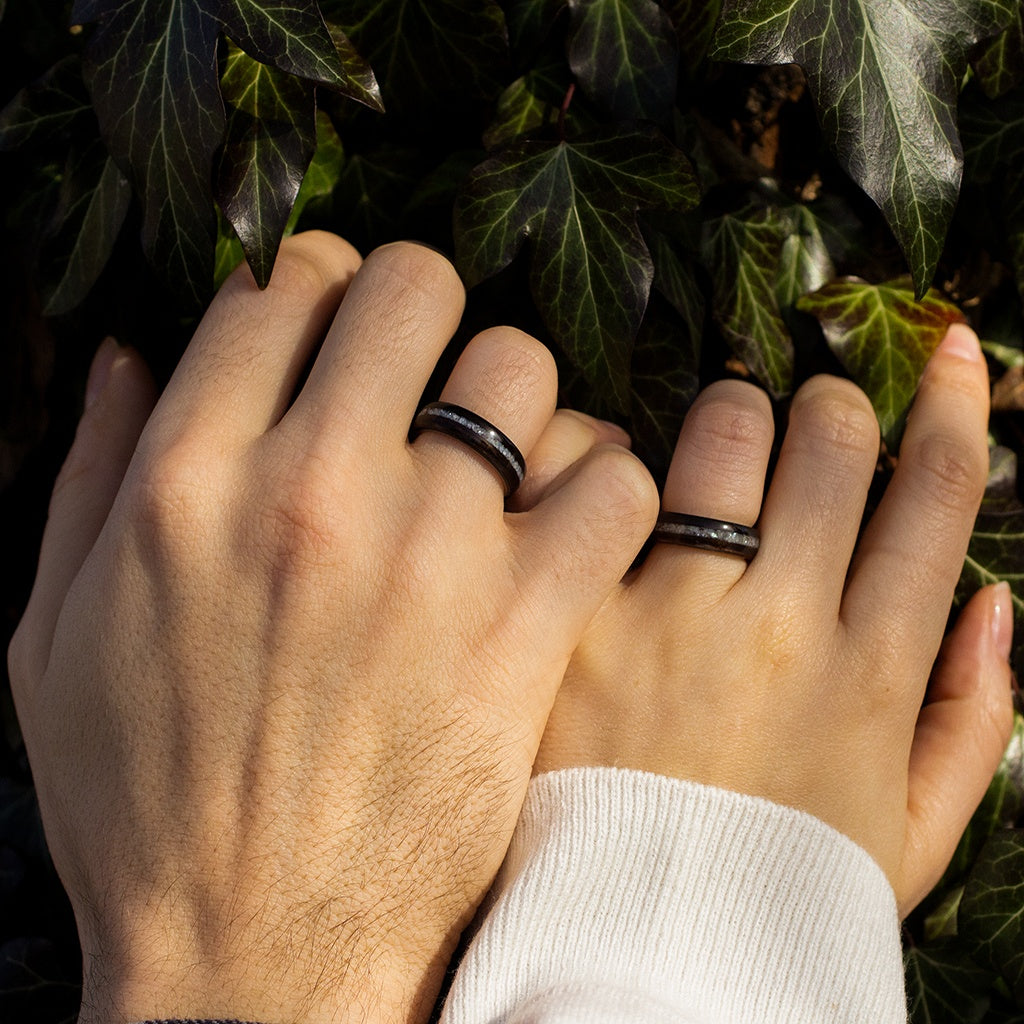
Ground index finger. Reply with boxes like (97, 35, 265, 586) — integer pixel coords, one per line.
(841, 324, 990, 679)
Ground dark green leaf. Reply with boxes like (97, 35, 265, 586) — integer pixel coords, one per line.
(41, 139, 131, 315)
(773, 201, 833, 309)
(646, 223, 706, 344)
(973, 6, 1024, 99)
(219, 0, 382, 110)
(796, 277, 965, 446)
(73, 0, 225, 305)
(215, 43, 316, 288)
(482, 60, 570, 150)
(960, 829, 1024, 1000)
(0, 56, 91, 150)
(712, 0, 1016, 297)
(566, 0, 679, 124)
(904, 940, 993, 1024)
(214, 213, 246, 289)
(700, 207, 794, 397)
(628, 298, 701, 476)
(664, 0, 721, 78)
(454, 127, 699, 410)
(288, 108, 344, 229)
(505, 0, 564, 57)
(326, 0, 509, 116)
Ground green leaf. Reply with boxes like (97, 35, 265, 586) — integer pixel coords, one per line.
(72, 0, 225, 306)
(0, 56, 92, 150)
(795, 277, 965, 446)
(41, 140, 132, 315)
(711, 0, 1016, 297)
(664, 0, 721, 79)
(904, 940, 993, 1023)
(505, 0, 564, 57)
(219, 0, 382, 110)
(287, 108, 344, 229)
(700, 206, 794, 397)
(773, 202, 833, 310)
(973, 6, 1024, 99)
(214, 213, 246, 289)
(960, 829, 1024, 1001)
(454, 127, 700, 410)
(566, 0, 679, 124)
(482, 59, 570, 150)
(215, 43, 316, 288)
(326, 0, 509, 116)
(646, 222, 706, 344)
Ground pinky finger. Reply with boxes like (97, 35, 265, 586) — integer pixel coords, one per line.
(508, 409, 632, 512)
(898, 583, 1016, 916)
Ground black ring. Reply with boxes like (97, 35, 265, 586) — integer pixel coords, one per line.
(651, 512, 760, 561)
(411, 402, 526, 497)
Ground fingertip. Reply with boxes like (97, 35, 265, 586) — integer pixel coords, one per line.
(933, 322, 983, 364)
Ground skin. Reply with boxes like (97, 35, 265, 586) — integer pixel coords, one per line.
(6, 229, 1013, 1021)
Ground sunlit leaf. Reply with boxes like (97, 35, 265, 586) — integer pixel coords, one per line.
(712, 0, 1016, 297)
(0, 56, 91, 150)
(566, 0, 678, 124)
(72, 0, 225, 305)
(796, 277, 965, 446)
(904, 940, 993, 1024)
(700, 206, 794, 397)
(41, 139, 131, 315)
(287, 108, 344, 229)
(325, 0, 509, 116)
(973, 5, 1024, 99)
(219, 0, 381, 110)
(774, 202, 833, 309)
(960, 829, 1024, 1001)
(215, 44, 316, 288)
(455, 127, 699, 409)
(482, 59, 569, 150)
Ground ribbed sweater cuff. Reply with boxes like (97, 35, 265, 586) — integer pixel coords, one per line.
(442, 767, 906, 1024)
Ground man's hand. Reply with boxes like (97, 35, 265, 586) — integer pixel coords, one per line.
(7, 234, 658, 1024)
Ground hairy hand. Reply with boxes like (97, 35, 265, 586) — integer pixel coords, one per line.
(530, 324, 1014, 917)
(7, 234, 658, 1024)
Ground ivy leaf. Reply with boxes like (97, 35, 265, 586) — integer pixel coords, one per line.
(41, 139, 131, 315)
(505, 0, 564, 58)
(566, 0, 679, 124)
(218, 0, 381, 110)
(664, 0, 721, 79)
(326, 0, 509, 116)
(215, 44, 316, 288)
(960, 829, 1024, 1001)
(454, 127, 699, 410)
(904, 940, 994, 1024)
(0, 56, 92, 149)
(700, 206, 794, 397)
(72, 0, 225, 305)
(796, 277, 965, 446)
(773, 202, 833, 310)
(289, 108, 344, 225)
(482, 59, 571, 150)
(712, 0, 1015, 297)
(973, 6, 1024, 99)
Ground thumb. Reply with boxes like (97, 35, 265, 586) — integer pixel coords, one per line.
(9, 338, 157, 691)
(899, 582, 1016, 916)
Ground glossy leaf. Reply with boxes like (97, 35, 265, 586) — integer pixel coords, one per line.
(218, 0, 381, 110)
(289, 108, 344, 225)
(700, 207, 794, 397)
(712, 0, 1016, 297)
(566, 0, 679, 124)
(904, 941, 994, 1024)
(482, 59, 570, 150)
(974, 5, 1024, 99)
(72, 0, 225, 305)
(41, 140, 131, 315)
(326, 0, 509, 116)
(454, 128, 699, 409)
(774, 202, 833, 309)
(960, 829, 1024, 1000)
(0, 56, 91, 150)
(215, 44, 316, 288)
(796, 277, 965, 446)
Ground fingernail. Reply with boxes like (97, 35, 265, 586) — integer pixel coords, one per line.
(936, 323, 982, 363)
(992, 581, 1014, 662)
(85, 337, 118, 410)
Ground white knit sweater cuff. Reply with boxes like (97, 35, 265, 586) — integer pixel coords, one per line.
(441, 767, 906, 1024)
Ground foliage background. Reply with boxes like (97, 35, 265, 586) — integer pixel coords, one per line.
(1, 0, 1024, 1020)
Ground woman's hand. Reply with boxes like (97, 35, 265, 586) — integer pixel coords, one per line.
(531, 323, 1014, 917)
(7, 234, 659, 1024)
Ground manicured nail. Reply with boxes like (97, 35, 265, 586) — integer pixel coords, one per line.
(85, 337, 118, 410)
(936, 323, 982, 363)
(992, 581, 1014, 662)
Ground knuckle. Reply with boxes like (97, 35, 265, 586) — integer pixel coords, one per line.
(461, 330, 556, 412)
(792, 380, 878, 458)
(589, 445, 660, 524)
(263, 245, 335, 305)
(366, 242, 463, 311)
(902, 431, 987, 512)
(684, 391, 772, 470)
